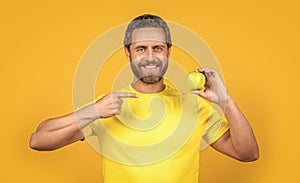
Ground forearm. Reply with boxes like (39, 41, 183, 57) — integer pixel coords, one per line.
(30, 114, 79, 150)
(224, 95, 259, 160)
(30, 103, 99, 151)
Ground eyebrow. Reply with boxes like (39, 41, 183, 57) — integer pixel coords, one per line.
(133, 43, 166, 49)
(134, 45, 147, 49)
(153, 44, 165, 48)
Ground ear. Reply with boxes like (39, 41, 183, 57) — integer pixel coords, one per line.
(124, 47, 131, 61)
(167, 47, 171, 58)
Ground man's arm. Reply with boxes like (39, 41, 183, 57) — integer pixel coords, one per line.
(29, 112, 87, 151)
(29, 92, 138, 151)
(211, 95, 259, 162)
(191, 68, 259, 162)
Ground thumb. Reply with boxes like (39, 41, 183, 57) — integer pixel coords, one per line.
(190, 90, 207, 98)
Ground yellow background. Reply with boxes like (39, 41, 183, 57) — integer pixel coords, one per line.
(1, 0, 299, 182)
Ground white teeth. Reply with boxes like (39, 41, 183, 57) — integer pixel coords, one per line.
(145, 65, 157, 69)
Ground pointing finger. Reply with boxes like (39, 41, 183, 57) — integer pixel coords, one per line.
(114, 92, 139, 98)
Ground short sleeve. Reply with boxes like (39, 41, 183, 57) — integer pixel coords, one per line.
(200, 105, 229, 150)
(78, 94, 106, 140)
(203, 117, 229, 145)
(81, 125, 94, 139)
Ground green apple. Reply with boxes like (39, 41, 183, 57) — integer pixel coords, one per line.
(186, 71, 206, 90)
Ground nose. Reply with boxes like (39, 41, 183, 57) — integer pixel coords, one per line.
(145, 49, 155, 61)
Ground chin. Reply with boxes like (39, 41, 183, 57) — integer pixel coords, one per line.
(140, 76, 162, 84)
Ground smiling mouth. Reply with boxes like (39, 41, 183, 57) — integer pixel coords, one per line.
(142, 65, 159, 69)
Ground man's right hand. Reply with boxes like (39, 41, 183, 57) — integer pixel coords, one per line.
(29, 92, 138, 151)
(95, 92, 139, 118)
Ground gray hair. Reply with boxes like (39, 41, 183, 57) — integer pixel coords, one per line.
(124, 14, 172, 49)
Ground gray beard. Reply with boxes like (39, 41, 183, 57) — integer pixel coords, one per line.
(140, 75, 163, 84)
(130, 62, 166, 84)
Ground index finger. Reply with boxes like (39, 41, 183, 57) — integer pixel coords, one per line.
(114, 92, 139, 98)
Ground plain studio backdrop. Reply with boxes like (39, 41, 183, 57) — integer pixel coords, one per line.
(1, 0, 299, 182)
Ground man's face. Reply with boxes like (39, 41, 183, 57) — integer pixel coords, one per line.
(125, 27, 171, 84)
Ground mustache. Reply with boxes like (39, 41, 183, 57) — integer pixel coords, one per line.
(129, 55, 167, 67)
(134, 57, 163, 66)
(137, 60, 162, 67)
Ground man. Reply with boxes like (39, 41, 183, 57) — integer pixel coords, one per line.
(30, 14, 259, 183)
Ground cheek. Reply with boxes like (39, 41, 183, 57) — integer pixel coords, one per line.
(130, 54, 144, 62)
(128, 49, 143, 60)
(131, 60, 140, 69)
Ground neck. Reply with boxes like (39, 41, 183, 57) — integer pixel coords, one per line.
(131, 78, 166, 94)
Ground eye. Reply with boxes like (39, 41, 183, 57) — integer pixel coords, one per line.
(136, 47, 145, 53)
(153, 46, 163, 52)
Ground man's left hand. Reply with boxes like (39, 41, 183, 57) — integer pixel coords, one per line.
(190, 68, 228, 109)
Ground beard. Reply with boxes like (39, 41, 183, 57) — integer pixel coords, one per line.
(130, 58, 168, 84)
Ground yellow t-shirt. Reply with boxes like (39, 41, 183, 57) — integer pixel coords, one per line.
(82, 85, 229, 183)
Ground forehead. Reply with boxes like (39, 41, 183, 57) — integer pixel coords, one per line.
(131, 27, 166, 44)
